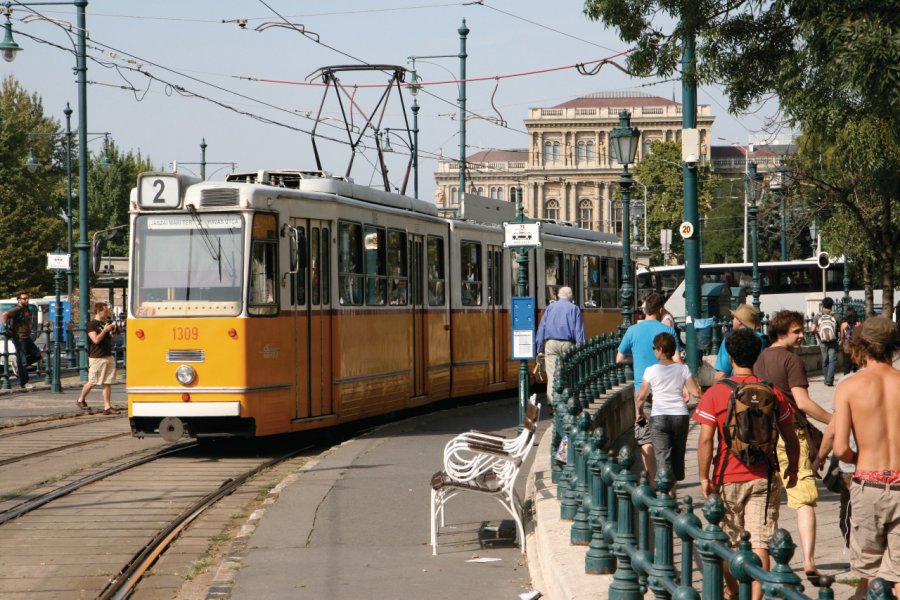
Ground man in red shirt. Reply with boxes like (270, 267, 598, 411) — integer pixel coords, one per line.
(694, 328, 800, 600)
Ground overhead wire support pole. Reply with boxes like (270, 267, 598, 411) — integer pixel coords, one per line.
(458, 19, 468, 200)
(681, 16, 701, 376)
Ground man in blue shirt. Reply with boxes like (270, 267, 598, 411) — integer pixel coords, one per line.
(714, 304, 768, 380)
(536, 286, 585, 400)
(617, 292, 681, 480)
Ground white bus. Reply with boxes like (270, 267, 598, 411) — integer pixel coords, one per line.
(636, 258, 888, 319)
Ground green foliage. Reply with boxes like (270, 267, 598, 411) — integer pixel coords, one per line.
(630, 140, 720, 265)
(0, 77, 66, 297)
(0, 76, 152, 298)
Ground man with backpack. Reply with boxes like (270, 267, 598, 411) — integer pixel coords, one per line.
(1, 292, 41, 390)
(813, 297, 840, 386)
(695, 328, 800, 600)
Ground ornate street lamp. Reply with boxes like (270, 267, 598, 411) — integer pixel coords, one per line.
(744, 161, 764, 312)
(4, 0, 93, 381)
(610, 110, 641, 350)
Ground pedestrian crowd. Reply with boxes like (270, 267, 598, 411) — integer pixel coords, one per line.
(620, 296, 899, 600)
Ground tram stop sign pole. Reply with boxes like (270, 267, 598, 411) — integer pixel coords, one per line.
(47, 249, 70, 394)
(504, 196, 541, 432)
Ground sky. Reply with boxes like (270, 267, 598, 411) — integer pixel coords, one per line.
(3, 0, 784, 196)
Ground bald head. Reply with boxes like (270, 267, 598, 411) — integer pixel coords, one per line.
(558, 286, 573, 301)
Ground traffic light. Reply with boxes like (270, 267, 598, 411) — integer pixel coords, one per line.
(817, 251, 830, 269)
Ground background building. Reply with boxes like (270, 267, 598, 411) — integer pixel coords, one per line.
(434, 91, 714, 234)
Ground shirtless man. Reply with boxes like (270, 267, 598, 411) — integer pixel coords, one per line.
(833, 316, 900, 598)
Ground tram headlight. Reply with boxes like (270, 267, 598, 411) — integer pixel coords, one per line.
(175, 364, 196, 385)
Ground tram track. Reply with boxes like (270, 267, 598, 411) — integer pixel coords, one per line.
(0, 436, 320, 598)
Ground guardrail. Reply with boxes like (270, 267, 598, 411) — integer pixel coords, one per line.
(545, 335, 897, 600)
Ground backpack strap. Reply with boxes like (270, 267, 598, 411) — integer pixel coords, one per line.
(715, 379, 741, 491)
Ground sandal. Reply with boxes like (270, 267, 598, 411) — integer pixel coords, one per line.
(76, 400, 89, 410)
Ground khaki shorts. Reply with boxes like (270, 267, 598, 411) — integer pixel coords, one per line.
(720, 478, 782, 549)
(776, 427, 818, 509)
(849, 481, 900, 581)
(88, 355, 116, 385)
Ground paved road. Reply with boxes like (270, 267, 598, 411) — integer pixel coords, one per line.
(227, 397, 542, 600)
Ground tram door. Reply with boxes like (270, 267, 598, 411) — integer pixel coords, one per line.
(409, 235, 426, 398)
(487, 245, 506, 385)
(293, 219, 333, 419)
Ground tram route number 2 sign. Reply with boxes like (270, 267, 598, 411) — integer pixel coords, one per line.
(503, 222, 541, 249)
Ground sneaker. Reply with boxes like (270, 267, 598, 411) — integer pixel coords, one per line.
(22, 383, 35, 390)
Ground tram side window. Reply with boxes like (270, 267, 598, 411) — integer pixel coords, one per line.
(294, 226, 306, 306)
(487, 248, 502, 306)
(311, 228, 321, 305)
(601, 256, 619, 308)
(584, 255, 601, 307)
(460, 240, 482, 306)
(427, 235, 445, 306)
(249, 214, 278, 316)
(365, 225, 387, 306)
(387, 229, 408, 306)
(565, 254, 581, 305)
(338, 221, 363, 306)
(545, 249, 563, 303)
(321, 227, 330, 305)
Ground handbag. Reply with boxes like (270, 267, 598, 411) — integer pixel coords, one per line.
(822, 455, 844, 494)
(800, 419, 824, 465)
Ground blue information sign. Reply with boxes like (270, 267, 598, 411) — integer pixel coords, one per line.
(47, 301, 72, 342)
(510, 296, 535, 360)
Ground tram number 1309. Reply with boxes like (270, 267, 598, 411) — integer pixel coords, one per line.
(173, 326, 199, 341)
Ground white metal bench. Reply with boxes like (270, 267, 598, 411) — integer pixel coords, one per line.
(429, 395, 540, 555)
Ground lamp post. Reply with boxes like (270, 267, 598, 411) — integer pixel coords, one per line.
(771, 162, 788, 261)
(3, 0, 92, 380)
(610, 111, 641, 369)
(744, 161, 763, 312)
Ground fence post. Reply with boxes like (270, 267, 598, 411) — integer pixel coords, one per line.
(570, 411, 593, 542)
(585, 426, 615, 574)
(728, 531, 762, 600)
(673, 495, 702, 589)
(696, 493, 730, 600)
(646, 470, 679, 599)
(865, 578, 897, 600)
(710, 315, 722, 355)
(560, 400, 580, 509)
(608, 446, 642, 599)
(762, 528, 804, 597)
(551, 389, 566, 484)
(0, 330, 10, 390)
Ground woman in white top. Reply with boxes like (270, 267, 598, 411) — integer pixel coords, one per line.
(635, 331, 701, 487)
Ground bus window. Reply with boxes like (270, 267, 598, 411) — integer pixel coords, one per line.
(387, 229, 408, 306)
(778, 268, 813, 292)
(365, 225, 387, 306)
(338, 221, 363, 306)
(584, 255, 601, 307)
(249, 213, 278, 316)
(427, 236, 445, 306)
(545, 250, 563, 303)
(461, 240, 482, 306)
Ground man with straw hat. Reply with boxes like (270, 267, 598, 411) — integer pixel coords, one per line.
(714, 303, 768, 380)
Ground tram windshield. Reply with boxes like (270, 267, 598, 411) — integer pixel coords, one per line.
(132, 213, 244, 317)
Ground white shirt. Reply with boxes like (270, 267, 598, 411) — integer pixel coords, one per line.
(643, 363, 692, 416)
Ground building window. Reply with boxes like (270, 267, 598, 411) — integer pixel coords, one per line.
(576, 141, 586, 162)
(497, 188, 504, 201)
(450, 187, 458, 205)
(552, 142, 560, 161)
(543, 142, 552, 162)
(586, 141, 594, 161)
(545, 199, 559, 221)
(579, 199, 593, 230)
(614, 203, 623, 237)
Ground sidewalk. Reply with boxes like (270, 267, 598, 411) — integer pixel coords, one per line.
(0, 375, 127, 426)
(527, 369, 863, 600)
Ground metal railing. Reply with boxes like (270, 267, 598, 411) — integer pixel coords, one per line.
(545, 335, 897, 600)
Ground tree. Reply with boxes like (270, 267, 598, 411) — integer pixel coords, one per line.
(583, 0, 899, 314)
(630, 140, 720, 265)
(0, 77, 66, 297)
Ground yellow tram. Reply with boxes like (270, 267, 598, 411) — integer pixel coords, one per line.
(126, 170, 624, 440)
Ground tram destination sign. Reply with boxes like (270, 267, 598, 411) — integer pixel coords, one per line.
(503, 222, 541, 249)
